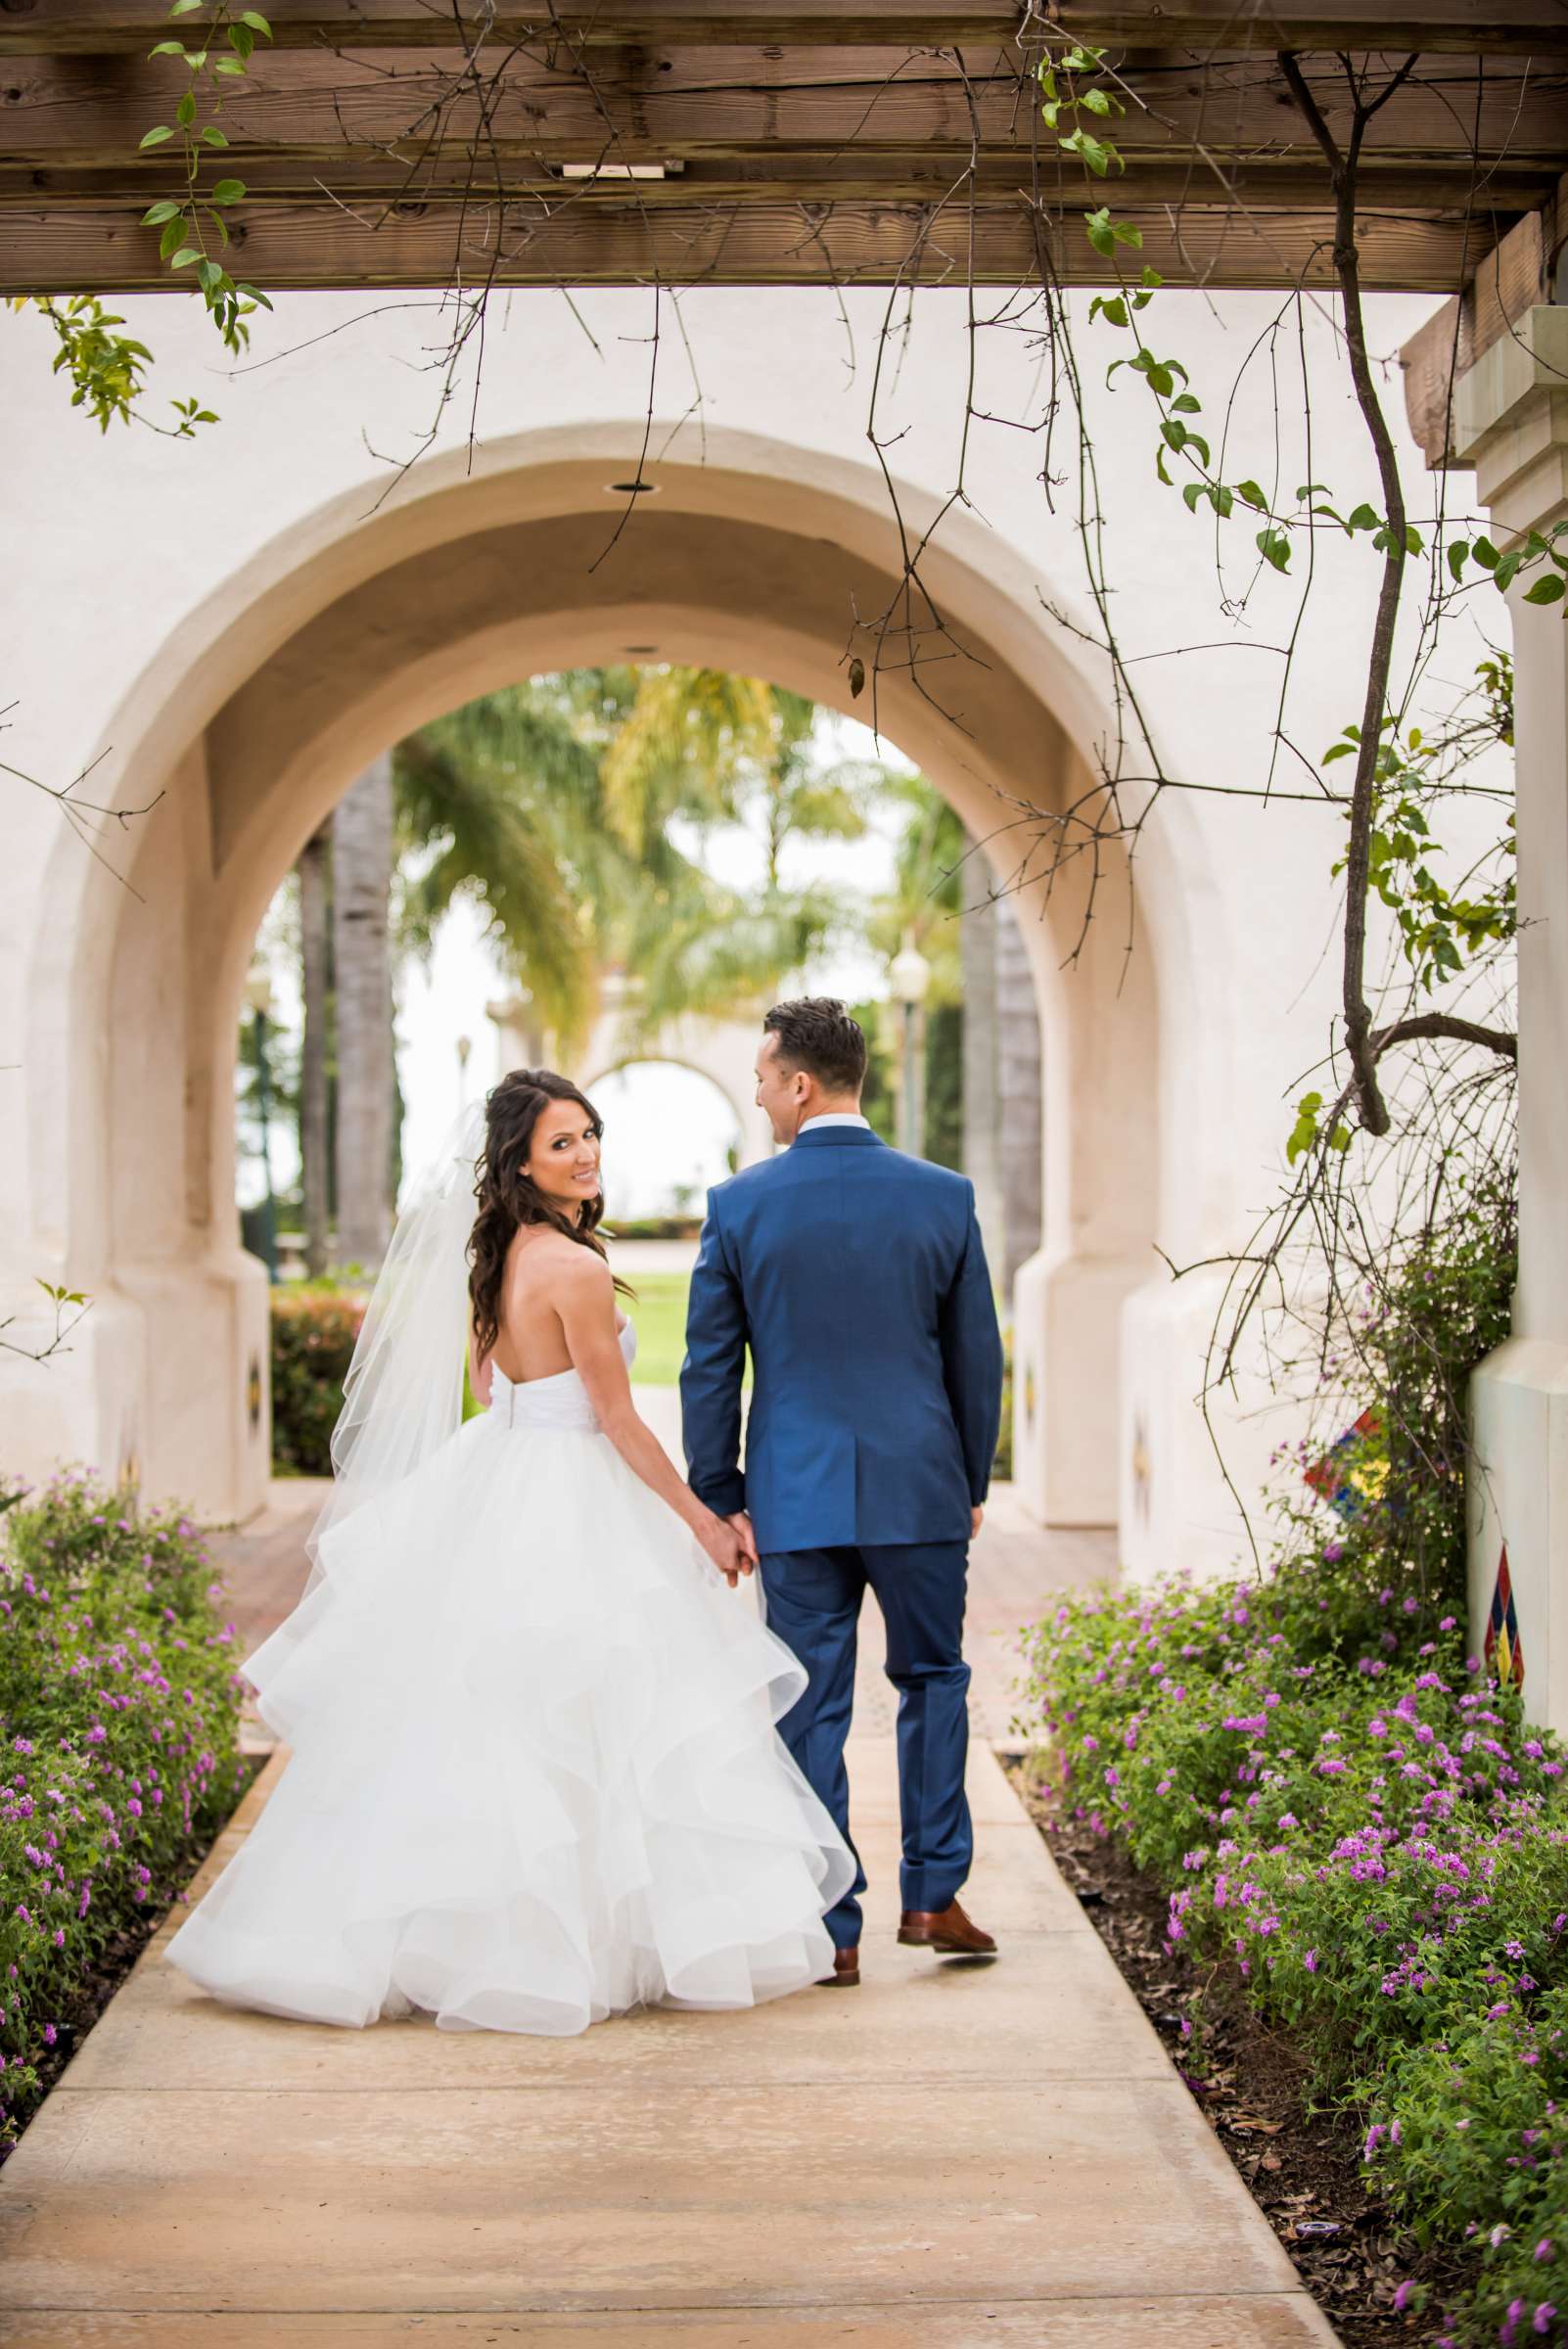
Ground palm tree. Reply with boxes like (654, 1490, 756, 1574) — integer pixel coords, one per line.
(303, 668, 887, 1267)
(600, 670, 874, 1038)
(332, 758, 395, 1270)
(297, 825, 331, 1278)
(867, 774, 967, 1167)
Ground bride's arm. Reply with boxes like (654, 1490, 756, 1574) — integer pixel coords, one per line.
(551, 1254, 752, 1588)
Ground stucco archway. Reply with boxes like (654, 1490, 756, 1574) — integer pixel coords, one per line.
(14, 421, 1199, 1547)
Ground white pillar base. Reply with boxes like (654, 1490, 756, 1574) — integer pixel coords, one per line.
(0, 1250, 272, 1526)
(1469, 1335, 1568, 1739)
(1116, 1267, 1304, 1588)
(1010, 1243, 1143, 1528)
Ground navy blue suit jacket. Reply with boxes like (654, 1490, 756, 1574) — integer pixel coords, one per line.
(679, 1125, 1005, 1554)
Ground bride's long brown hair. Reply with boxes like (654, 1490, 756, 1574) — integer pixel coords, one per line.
(467, 1069, 631, 1361)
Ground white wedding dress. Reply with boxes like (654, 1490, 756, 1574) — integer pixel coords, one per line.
(166, 1318, 853, 2035)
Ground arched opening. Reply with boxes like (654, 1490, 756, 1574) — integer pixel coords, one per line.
(15, 424, 1208, 1554)
(576, 1066, 748, 1214)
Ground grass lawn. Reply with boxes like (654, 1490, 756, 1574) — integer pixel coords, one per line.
(624, 1271, 693, 1386)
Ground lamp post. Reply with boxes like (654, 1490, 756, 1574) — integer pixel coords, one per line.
(889, 931, 932, 1159)
(245, 969, 279, 1284)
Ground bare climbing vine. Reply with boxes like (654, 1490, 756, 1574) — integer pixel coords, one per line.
(16, 2, 1568, 1525)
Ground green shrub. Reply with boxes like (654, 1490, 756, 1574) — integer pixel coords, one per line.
(270, 1286, 365, 1474)
(0, 1470, 247, 2152)
(993, 1319, 1014, 1481)
(1017, 1179, 1568, 2345)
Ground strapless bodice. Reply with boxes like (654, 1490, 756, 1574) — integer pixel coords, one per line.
(486, 1318, 637, 1433)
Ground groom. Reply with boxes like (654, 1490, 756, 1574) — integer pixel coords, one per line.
(680, 997, 1005, 1985)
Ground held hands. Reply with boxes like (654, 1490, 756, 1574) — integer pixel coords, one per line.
(699, 1509, 758, 1589)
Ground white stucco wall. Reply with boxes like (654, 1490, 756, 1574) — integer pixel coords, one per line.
(1, 281, 1454, 1570)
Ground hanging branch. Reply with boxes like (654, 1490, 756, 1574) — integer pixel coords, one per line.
(1277, 52, 1427, 1138)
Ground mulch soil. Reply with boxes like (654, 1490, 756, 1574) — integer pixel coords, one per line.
(1007, 1757, 1470, 2346)
(0, 1751, 263, 2169)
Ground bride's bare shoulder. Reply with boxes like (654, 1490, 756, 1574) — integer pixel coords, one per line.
(510, 1230, 614, 1302)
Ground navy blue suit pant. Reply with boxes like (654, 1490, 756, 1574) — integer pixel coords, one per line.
(759, 1540, 971, 1951)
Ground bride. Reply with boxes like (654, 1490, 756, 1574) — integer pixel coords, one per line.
(166, 1069, 854, 2035)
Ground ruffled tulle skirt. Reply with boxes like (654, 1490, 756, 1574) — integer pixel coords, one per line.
(165, 1413, 854, 2035)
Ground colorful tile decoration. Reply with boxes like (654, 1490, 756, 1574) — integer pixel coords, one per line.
(1484, 1544, 1525, 1691)
(1304, 1405, 1386, 1522)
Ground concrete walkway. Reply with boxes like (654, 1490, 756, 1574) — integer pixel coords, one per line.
(0, 1459, 1338, 2347)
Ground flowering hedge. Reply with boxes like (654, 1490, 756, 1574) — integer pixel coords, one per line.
(1021, 1556, 1566, 2345)
(271, 1287, 365, 1474)
(0, 1471, 248, 2153)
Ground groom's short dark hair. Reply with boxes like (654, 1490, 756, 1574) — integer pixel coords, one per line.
(762, 998, 867, 1096)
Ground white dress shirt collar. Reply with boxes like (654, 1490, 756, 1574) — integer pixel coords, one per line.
(797, 1111, 873, 1134)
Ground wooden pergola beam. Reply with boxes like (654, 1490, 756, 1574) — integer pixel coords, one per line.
(9, 0, 1568, 54)
(4, 155, 1548, 214)
(5, 50, 1564, 168)
(1401, 178, 1567, 465)
(0, 196, 1487, 293)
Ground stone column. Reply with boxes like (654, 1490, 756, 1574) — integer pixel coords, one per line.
(1452, 307, 1568, 1737)
(994, 894, 1043, 1290)
(959, 880, 1006, 1282)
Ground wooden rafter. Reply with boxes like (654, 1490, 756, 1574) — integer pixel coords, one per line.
(0, 1, 1564, 295)
(8, 0, 1568, 55)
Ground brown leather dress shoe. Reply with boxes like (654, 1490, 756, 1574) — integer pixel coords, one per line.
(817, 1946, 860, 1987)
(898, 1900, 998, 1957)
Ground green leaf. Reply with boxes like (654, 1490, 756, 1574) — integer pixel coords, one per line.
(1523, 574, 1566, 605)
(139, 123, 175, 148)
(209, 177, 247, 205)
(1447, 539, 1469, 582)
(213, 54, 246, 73)
(227, 19, 255, 59)
(1472, 535, 1499, 571)
(1081, 86, 1112, 113)
(148, 39, 188, 57)
(159, 214, 187, 259)
(169, 0, 205, 13)
(175, 87, 197, 125)
(1346, 502, 1377, 532)
(1236, 479, 1268, 512)
(1182, 482, 1204, 513)
(141, 199, 181, 225)
(1084, 207, 1116, 258)
(240, 8, 273, 29)
(197, 256, 224, 291)
(1495, 548, 1525, 591)
(1062, 126, 1114, 175)
(169, 245, 202, 269)
(1211, 484, 1233, 520)
(1170, 391, 1201, 413)
(1256, 527, 1291, 573)
(1327, 1123, 1352, 1154)
(202, 123, 230, 145)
